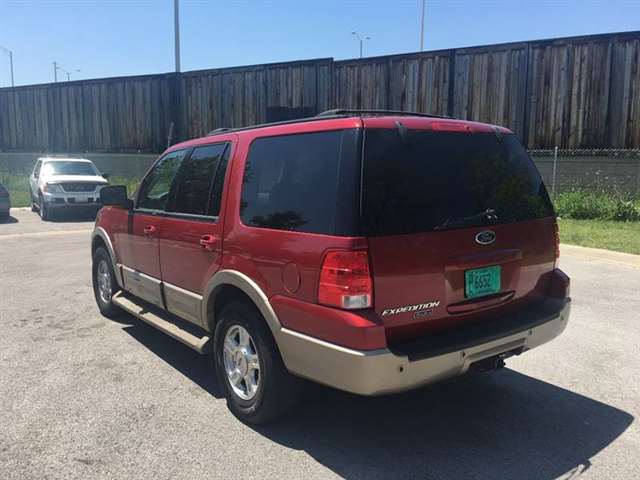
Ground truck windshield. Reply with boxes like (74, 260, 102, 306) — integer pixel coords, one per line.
(361, 130, 554, 235)
(42, 161, 98, 176)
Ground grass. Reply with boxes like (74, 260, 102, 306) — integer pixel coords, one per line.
(553, 190, 640, 221)
(559, 219, 640, 255)
(0, 173, 140, 208)
(0, 174, 31, 208)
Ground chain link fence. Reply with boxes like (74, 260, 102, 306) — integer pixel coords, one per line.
(2, 149, 640, 197)
(529, 149, 640, 196)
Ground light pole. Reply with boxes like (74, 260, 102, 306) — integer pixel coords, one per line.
(174, 0, 181, 72)
(351, 31, 371, 59)
(0, 45, 14, 87)
(63, 68, 81, 81)
(53, 62, 80, 82)
(420, 0, 426, 51)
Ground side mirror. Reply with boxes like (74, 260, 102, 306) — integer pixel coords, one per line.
(102, 173, 110, 180)
(100, 185, 132, 210)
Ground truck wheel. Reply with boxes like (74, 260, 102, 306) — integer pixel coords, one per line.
(214, 301, 301, 424)
(92, 247, 123, 319)
(38, 194, 51, 221)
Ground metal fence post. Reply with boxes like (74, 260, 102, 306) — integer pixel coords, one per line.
(551, 146, 558, 196)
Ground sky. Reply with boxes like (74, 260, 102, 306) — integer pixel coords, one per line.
(0, 0, 638, 87)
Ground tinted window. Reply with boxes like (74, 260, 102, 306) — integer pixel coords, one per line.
(240, 130, 360, 234)
(362, 130, 554, 235)
(171, 144, 228, 217)
(42, 161, 97, 176)
(209, 146, 231, 217)
(137, 150, 188, 211)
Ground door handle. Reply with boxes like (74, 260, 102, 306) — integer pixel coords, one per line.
(199, 234, 217, 251)
(143, 225, 157, 236)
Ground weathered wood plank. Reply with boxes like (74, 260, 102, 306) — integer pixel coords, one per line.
(0, 33, 638, 152)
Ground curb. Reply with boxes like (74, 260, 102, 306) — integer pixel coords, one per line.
(561, 243, 640, 268)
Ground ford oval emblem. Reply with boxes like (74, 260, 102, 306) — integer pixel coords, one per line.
(475, 230, 496, 245)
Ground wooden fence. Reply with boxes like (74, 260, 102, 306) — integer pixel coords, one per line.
(0, 31, 638, 153)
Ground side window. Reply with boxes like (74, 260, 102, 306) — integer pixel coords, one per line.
(240, 130, 351, 234)
(208, 146, 231, 217)
(137, 150, 188, 211)
(33, 161, 42, 178)
(171, 143, 229, 217)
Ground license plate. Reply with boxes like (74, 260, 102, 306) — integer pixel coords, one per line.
(465, 265, 501, 299)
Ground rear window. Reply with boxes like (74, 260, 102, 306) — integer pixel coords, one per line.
(361, 129, 554, 236)
(240, 130, 360, 235)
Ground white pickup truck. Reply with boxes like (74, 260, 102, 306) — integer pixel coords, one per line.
(29, 157, 109, 220)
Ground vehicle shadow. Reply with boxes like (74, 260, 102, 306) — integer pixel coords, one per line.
(0, 215, 18, 224)
(47, 209, 99, 223)
(120, 316, 224, 399)
(256, 371, 634, 480)
(120, 317, 633, 479)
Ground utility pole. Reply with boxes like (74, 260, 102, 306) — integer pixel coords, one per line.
(53, 61, 58, 82)
(174, 0, 181, 72)
(0, 46, 14, 87)
(351, 31, 371, 59)
(420, 0, 426, 51)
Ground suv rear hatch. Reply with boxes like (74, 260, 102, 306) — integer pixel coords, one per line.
(360, 118, 557, 343)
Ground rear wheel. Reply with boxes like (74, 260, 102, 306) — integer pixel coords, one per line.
(214, 301, 301, 424)
(92, 247, 123, 319)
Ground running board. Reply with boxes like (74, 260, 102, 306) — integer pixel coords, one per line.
(112, 291, 212, 354)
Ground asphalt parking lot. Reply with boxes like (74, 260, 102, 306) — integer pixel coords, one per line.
(1, 208, 638, 480)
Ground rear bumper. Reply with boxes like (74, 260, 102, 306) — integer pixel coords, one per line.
(278, 298, 571, 395)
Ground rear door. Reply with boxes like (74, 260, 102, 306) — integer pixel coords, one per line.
(158, 142, 232, 325)
(118, 149, 189, 307)
(361, 123, 556, 342)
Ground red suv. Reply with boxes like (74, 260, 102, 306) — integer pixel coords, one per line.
(91, 110, 571, 423)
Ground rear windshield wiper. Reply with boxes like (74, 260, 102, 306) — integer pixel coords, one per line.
(433, 208, 499, 231)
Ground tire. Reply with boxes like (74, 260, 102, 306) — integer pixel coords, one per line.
(92, 247, 123, 319)
(38, 193, 51, 221)
(214, 301, 301, 424)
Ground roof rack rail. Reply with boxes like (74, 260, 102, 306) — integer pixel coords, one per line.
(207, 127, 232, 136)
(316, 109, 451, 119)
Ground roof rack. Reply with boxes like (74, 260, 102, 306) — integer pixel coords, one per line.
(316, 109, 451, 119)
(206, 127, 232, 136)
(204, 115, 344, 137)
(203, 109, 454, 138)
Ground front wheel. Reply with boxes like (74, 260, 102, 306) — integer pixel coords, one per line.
(38, 194, 51, 221)
(215, 301, 301, 424)
(92, 247, 123, 319)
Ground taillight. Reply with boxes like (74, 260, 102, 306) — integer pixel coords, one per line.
(318, 250, 373, 309)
